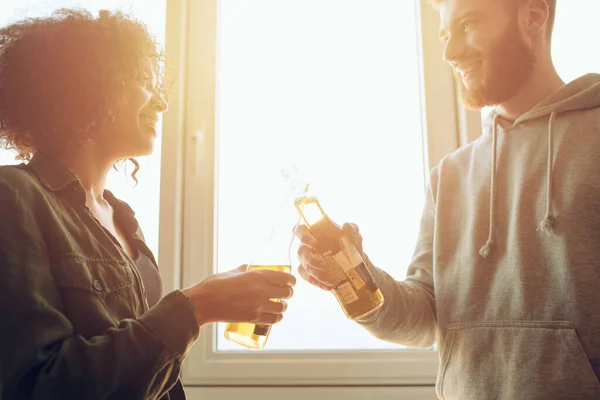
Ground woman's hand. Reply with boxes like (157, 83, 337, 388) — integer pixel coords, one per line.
(182, 265, 296, 327)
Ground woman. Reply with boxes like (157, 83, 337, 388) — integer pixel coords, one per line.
(0, 8, 295, 400)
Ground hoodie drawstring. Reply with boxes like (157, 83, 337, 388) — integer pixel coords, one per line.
(479, 112, 558, 259)
(479, 114, 499, 259)
(537, 111, 557, 236)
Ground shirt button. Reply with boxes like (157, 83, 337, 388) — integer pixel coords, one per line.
(93, 280, 103, 291)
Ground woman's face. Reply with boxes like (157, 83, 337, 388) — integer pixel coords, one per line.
(105, 71, 168, 159)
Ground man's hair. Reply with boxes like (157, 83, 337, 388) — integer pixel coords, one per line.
(0, 8, 168, 180)
(429, 0, 557, 40)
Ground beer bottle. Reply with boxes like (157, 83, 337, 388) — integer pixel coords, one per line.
(294, 195, 384, 320)
(223, 192, 300, 350)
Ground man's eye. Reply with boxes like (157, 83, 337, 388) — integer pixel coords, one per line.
(462, 21, 473, 32)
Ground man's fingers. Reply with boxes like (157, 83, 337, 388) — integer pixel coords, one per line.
(307, 275, 334, 291)
(297, 245, 327, 269)
(297, 248, 333, 284)
(298, 264, 335, 291)
(295, 224, 317, 248)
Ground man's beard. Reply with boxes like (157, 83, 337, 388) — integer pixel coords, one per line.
(456, 23, 535, 110)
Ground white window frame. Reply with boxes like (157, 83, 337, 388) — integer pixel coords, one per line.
(156, 0, 189, 295)
(166, 0, 467, 387)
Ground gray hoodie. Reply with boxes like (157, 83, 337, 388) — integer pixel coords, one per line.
(359, 73, 600, 399)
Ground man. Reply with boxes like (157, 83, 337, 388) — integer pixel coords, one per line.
(296, 0, 600, 398)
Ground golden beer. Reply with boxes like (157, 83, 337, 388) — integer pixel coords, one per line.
(223, 264, 292, 350)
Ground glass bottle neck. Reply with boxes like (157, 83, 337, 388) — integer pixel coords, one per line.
(294, 197, 326, 227)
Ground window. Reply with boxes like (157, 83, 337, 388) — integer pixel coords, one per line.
(0, 0, 170, 259)
(552, 1, 600, 81)
(214, 0, 426, 353)
(181, 0, 454, 387)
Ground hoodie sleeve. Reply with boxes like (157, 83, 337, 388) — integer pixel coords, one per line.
(356, 173, 437, 348)
(0, 181, 200, 399)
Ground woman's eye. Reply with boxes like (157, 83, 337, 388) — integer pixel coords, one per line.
(462, 21, 472, 32)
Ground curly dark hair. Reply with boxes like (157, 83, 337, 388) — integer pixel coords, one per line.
(0, 8, 169, 182)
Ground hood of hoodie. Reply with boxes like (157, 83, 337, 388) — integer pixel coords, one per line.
(483, 73, 600, 128)
(477, 73, 600, 258)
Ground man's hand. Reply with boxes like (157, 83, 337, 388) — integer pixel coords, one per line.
(296, 222, 364, 291)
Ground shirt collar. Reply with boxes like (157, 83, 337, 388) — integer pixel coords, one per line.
(25, 152, 151, 261)
(26, 152, 137, 224)
(27, 152, 80, 192)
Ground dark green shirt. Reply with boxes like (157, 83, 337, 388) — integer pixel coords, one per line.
(0, 153, 199, 399)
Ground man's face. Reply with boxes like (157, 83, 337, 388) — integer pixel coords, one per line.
(438, 0, 535, 109)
